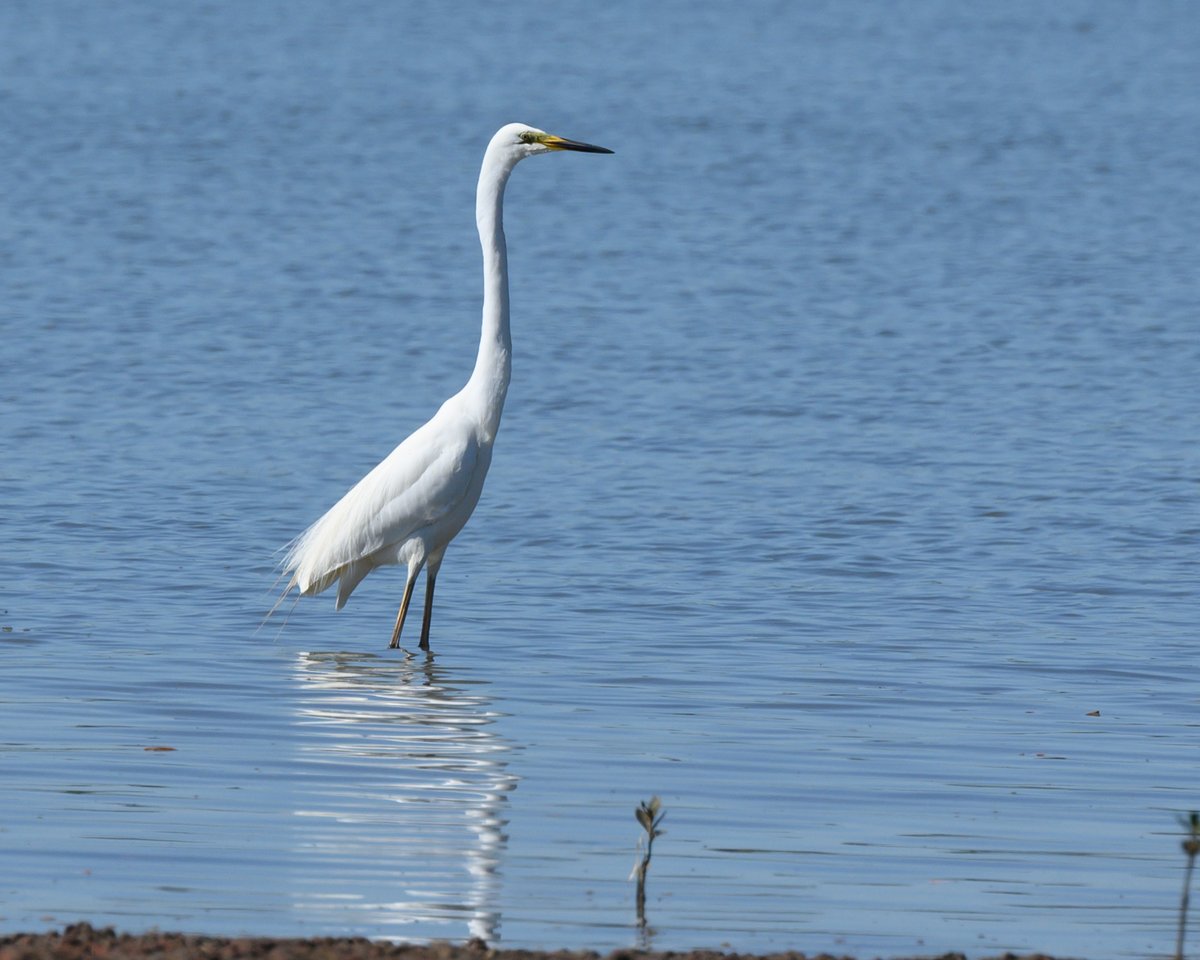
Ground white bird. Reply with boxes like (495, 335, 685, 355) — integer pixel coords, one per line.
(281, 123, 612, 651)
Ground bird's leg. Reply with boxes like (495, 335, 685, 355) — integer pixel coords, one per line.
(419, 566, 439, 651)
(389, 570, 419, 649)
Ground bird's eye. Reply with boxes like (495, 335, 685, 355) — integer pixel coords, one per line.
(518, 131, 537, 144)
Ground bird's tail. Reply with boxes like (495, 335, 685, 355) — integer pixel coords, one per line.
(258, 536, 302, 629)
(269, 527, 368, 618)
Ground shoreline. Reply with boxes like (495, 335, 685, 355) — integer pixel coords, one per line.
(0, 923, 1060, 960)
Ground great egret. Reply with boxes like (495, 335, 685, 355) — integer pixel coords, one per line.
(281, 123, 612, 651)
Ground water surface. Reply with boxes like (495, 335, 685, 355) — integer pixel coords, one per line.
(2, 2, 1198, 957)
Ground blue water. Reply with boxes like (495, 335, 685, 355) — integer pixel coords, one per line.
(2, 2, 1198, 957)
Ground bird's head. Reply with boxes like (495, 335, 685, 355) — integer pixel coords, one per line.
(491, 122, 614, 161)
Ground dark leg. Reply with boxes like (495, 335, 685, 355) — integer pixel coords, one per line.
(418, 566, 438, 651)
(389, 571, 419, 649)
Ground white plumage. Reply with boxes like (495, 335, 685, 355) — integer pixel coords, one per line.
(281, 123, 612, 650)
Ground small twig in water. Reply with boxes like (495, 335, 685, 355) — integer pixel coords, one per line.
(632, 796, 666, 927)
(1177, 811, 1200, 960)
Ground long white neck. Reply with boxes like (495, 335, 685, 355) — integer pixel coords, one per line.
(465, 145, 519, 441)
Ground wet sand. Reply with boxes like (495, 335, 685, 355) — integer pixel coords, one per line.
(0, 924, 1060, 960)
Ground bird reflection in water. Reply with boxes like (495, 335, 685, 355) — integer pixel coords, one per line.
(288, 650, 516, 942)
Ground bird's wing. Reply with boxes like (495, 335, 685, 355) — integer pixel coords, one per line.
(367, 428, 481, 554)
(285, 413, 481, 595)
